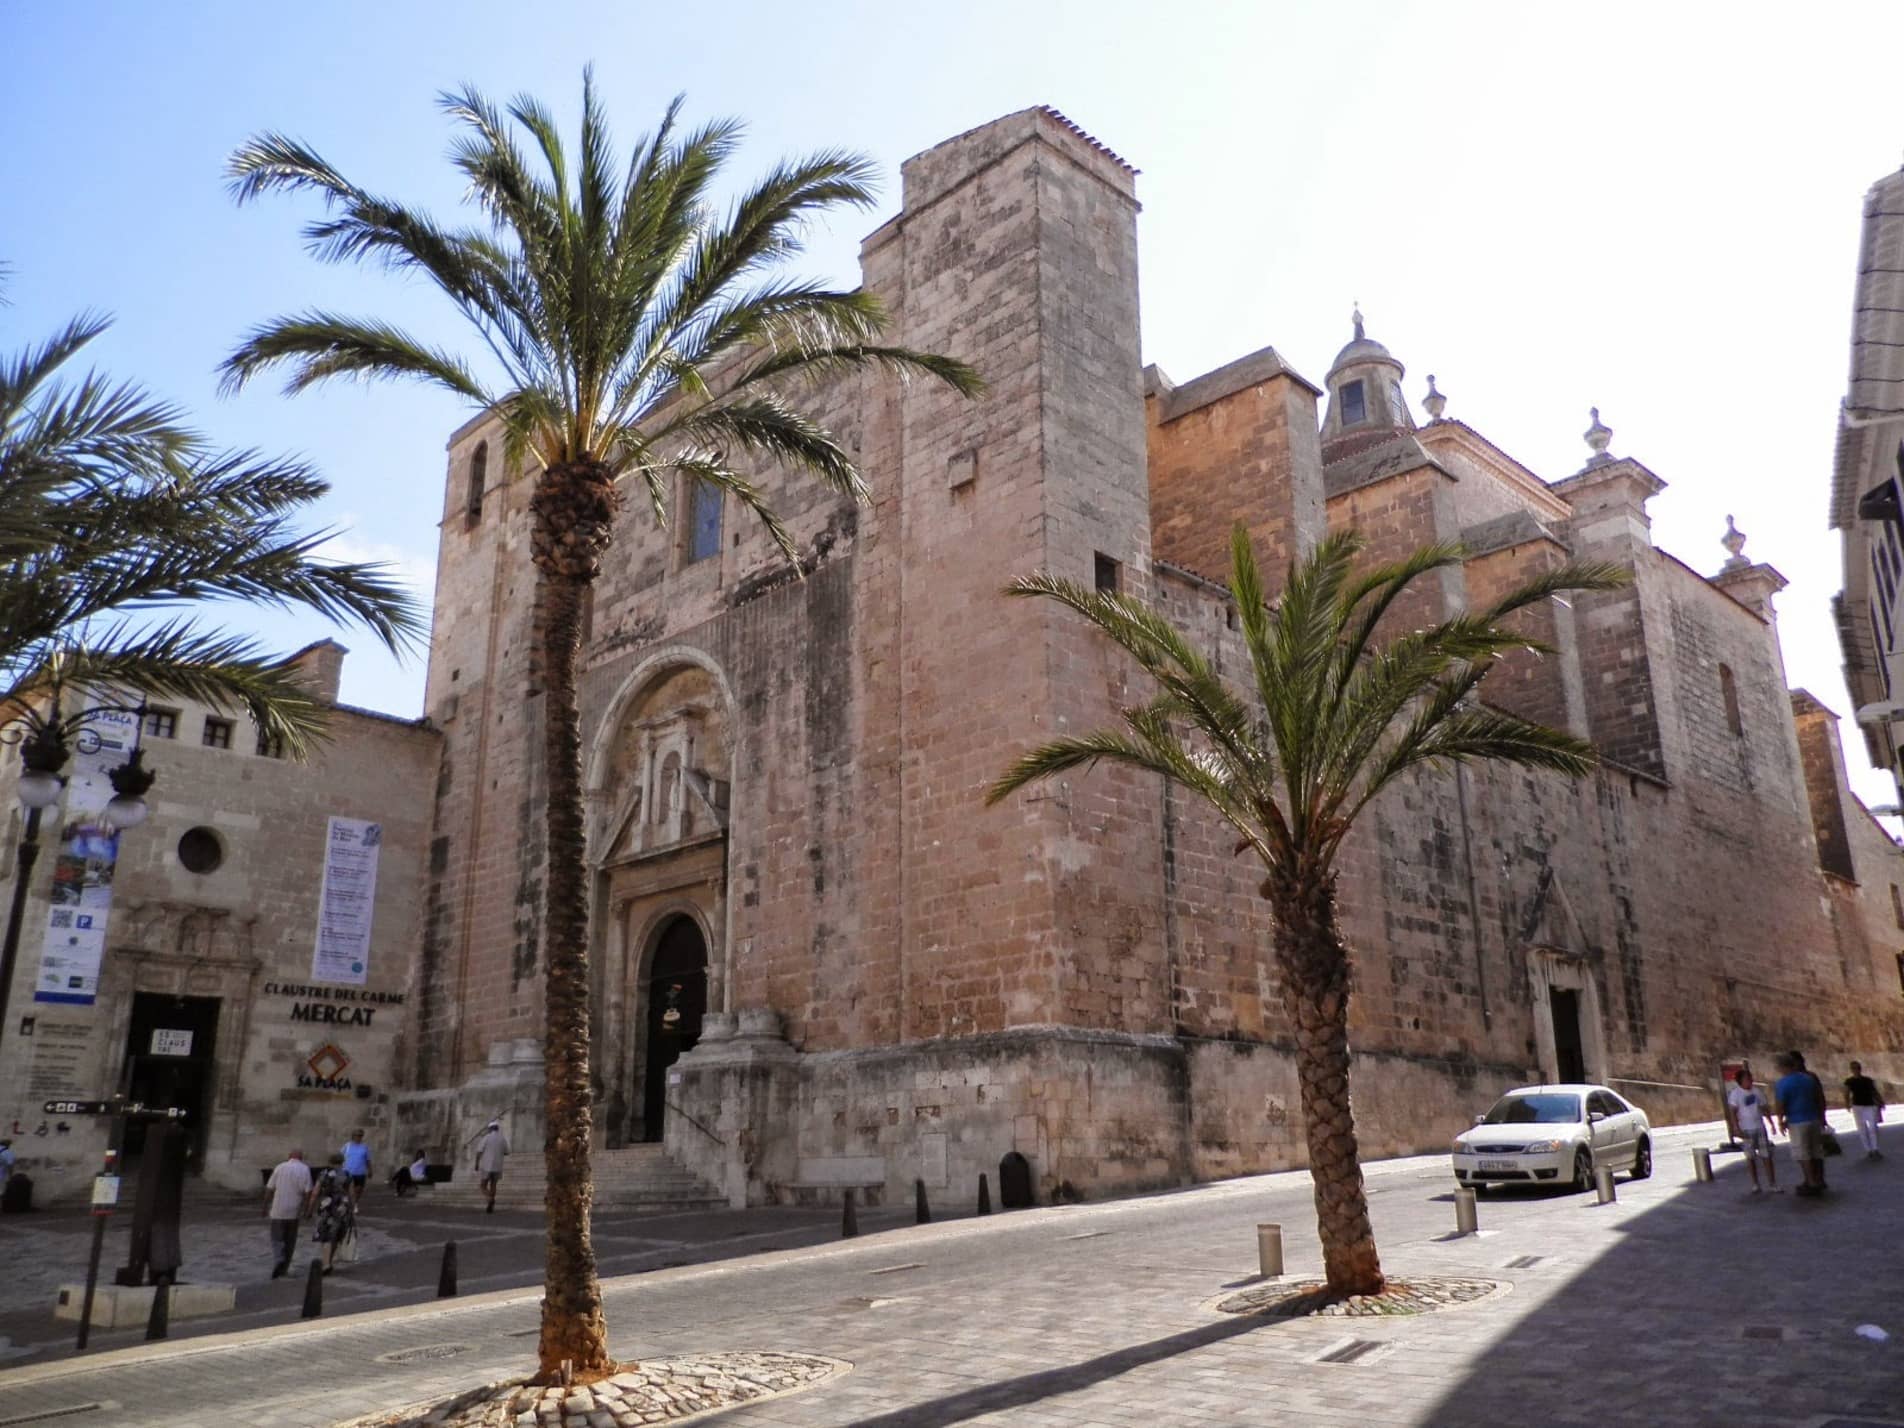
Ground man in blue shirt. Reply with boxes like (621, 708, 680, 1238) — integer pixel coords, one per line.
(1774, 1052, 1828, 1197)
(340, 1129, 373, 1208)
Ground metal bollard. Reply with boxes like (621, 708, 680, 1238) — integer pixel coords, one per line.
(915, 1178, 931, 1225)
(144, 1280, 171, 1342)
(300, 1260, 324, 1319)
(1594, 1165, 1616, 1204)
(1257, 1222, 1283, 1277)
(1454, 1187, 1478, 1236)
(437, 1240, 458, 1298)
(841, 1187, 859, 1239)
(1693, 1148, 1713, 1183)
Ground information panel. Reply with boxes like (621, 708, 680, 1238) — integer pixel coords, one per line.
(311, 816, 381, 985)
(33, 707, 140, 1005)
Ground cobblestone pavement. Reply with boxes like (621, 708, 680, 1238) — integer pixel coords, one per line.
(0, 1113, 1898, 1428)
(0, 1195, 912, 1366)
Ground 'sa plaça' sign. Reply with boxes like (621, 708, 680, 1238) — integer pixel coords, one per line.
(261, 981, 405, 1029)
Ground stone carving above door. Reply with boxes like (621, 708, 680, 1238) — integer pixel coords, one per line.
(593, 662, 732, 866)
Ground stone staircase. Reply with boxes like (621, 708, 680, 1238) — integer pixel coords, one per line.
(442, 1143, 723, 1214)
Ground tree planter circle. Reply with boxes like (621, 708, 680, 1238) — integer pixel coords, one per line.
(1212, 1276, 1506, 1319)
(340, 1352, 850, 1428)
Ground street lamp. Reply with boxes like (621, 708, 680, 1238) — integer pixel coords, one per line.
(0, 708, 155, 1060)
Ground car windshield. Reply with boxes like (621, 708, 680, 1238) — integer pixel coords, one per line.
(1482, 1093, 1582, 1125)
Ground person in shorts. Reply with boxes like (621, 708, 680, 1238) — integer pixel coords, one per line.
(340, 1129, 372, 1207)
(469, 1121, 509, 1213)
(1774, 1051, 1828, 1196)
(1727, 1066, 1779, 1193)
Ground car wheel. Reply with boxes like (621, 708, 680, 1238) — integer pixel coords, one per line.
(1630, 1136, 1652, 1180)
(1571, 1149, 1593, 1194)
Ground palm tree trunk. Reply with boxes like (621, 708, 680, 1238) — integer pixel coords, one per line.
(1269, 868, 1385, 1297)
(529, 461, 620, 1381)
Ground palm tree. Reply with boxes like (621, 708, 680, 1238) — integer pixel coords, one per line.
(988, 526, 1625, 1297)
(222, 73, 979, 1380)
(1, 308, 422, 751)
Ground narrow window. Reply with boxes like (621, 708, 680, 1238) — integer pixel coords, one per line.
(1339, 379, 1367, 426)
(1718, 664, 1742, 737)
(1897, 950, 1904, 995)
(143, 708, 178, 740)
(255, 726, 284, 759)
(202, 717, 233, 750)
(465, 442, 488, 528)
(687, 479, 723, 563)
(1094, 552, 1122, 595)
(1890, 883, 1903, 932)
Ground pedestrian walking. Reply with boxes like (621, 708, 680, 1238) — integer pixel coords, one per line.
(1727, 1066, 1779, 1194)
(1844, 1061, 1885, 1160)
(468, 1120, 509, 1213)
(263, 1148, 313, 1278)
(0, 1137, 14, 1190)
(1773, 1052, 1829, 1197)
(340, 1128, 372, 1207)
(309, 1153, 357, 1273)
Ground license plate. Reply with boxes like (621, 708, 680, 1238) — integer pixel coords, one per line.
(1478, 1160, 1517, 1172)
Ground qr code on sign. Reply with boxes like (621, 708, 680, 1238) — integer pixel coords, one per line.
(48, 909, 74, 928)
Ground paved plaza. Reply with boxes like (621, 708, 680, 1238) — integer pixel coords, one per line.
(0, 1113, 1898, 1427)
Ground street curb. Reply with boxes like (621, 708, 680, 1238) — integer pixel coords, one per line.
(0, 1114, 1748, 1390)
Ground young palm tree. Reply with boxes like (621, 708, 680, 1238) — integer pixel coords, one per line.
(1, 308, 421, 751)
(222, 74, 979, 1379)
(988, 526, 1625, 1297)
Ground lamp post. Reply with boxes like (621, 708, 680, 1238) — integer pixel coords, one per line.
(0, 708, 154, 1064)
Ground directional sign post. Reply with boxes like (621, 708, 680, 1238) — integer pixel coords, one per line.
(53, 1097, 187, 1352)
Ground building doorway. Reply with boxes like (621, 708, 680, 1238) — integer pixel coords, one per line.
(1549, 987, 1587, 1084)
(121, 993, 220, 1172)
(641, 917, 707, 1142)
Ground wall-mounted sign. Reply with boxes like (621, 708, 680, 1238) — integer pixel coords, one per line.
(312, 817, 381, 986)
(296, 1041, 353, 1091)
(34, 707, 139, 1006)
(149, 1029, 193, 1057)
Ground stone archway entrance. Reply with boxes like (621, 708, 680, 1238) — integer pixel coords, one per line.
(641, 916, 708, 1142)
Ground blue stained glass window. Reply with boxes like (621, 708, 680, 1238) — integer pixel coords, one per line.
(688, 480, 723, 563)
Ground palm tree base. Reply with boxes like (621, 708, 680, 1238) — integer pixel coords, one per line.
(338, 1352, 848, 1428)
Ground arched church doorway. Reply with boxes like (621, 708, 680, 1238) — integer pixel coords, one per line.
(641, 916, 708, 1142)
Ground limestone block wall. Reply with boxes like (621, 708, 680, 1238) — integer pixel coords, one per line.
(0, 701, 438, 1201)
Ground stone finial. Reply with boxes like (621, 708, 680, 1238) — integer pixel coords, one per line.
(1423, 374, 1446, 420)
(1352, 303, 1365, 341)
(1584, 406, 1614, 465)
(1721, 513, 1749, 571)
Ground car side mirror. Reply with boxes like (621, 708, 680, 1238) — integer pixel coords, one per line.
(1473, 1115, 1485, 1125)
(1588, 1111, 1605, 1123)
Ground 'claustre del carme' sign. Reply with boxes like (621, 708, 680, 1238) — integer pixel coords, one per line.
(261, 981, 405, 1027)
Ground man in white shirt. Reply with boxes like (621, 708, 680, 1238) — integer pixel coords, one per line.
(468, 1121, 509, 1214)
(1727, 1068, 1778, 1194)
(263, 1149, 314, 1277)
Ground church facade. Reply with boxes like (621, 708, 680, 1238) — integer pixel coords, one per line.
(395, 106, 1904, 1208)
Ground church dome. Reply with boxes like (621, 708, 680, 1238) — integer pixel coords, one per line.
(1322, 307, 1415, 441)
(1326, 307, 1404, 383)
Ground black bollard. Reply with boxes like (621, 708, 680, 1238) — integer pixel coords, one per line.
(300, 1260, 323, 1319)
(437, 1240, 458, 1298)
(914, 1178, 931, 1225)
(841, 1188, 859, 1239)
(143, 1280, 170, 1342)
(977, 1173, 992, 1216)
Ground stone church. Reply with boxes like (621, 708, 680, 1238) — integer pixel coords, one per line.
(395, 106, 1904, 1208)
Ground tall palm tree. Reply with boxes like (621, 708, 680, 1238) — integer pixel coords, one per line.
(1, 308, 422, 750)
(988, 526, 1625, 1297)
(222, 73, 979, 1379)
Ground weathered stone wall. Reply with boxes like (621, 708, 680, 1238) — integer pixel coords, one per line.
(0, 693, 438, 1201)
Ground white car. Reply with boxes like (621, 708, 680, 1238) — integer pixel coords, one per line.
(1451, 1084, 1653, 1194)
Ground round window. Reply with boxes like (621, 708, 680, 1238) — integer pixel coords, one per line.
(177, 827, 224, 875)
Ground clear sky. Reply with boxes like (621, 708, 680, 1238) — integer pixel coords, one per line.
(7, 1, 1904, 806)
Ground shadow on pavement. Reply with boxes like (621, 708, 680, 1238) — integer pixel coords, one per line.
(789, 1314, 1275, 1428)
(1419, 1120, 1904, 1428)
